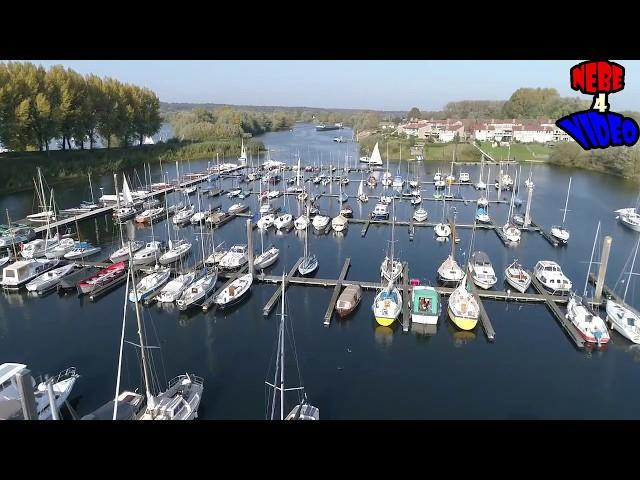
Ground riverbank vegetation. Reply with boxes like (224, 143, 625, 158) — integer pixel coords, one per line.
(548, 143, 640, 180)
(0, 62, 162, 151)
(0, 137, 263, 194)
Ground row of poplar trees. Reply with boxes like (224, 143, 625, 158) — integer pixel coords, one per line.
(0, 62, 162, 152)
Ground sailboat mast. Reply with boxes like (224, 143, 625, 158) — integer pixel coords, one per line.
(6, 209, 17, 259)
(562, 177, 572, 226)
(164, 175, 172, 248)
(279, 275, 285, 421)
(391, 198, 395, 264)
(624, 236, 640, 302)
(583, 221, 601, 297)
(197, 187, 206, 267)
(88, 172, 95, 204)
(128, 240, 155, 411)
(38, 167, 46, 213)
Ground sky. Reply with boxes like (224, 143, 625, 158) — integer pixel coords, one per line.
(18, 60, 640, 112)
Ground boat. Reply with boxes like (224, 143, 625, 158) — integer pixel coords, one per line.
(63, 242, 102, 260)
(298, 221, 318, 276)
(254, 246, 280, 270)
(298, 191, 308, 202)
(0, 363, 79, 420)
(110, 240, 145, 263)
(294, 214, 309, 230)
(437, 214, 463, 283)
(448, 275, 479, 331)
(413, 208, 428, 222)
(533, 260, 572, 294)
(135, 207, 164, 224)
(331, 214, 348, 233)
(190, 210, 210, 225)
(0, 227, 36, 248)
(459, 172, 470, 183)
(274, 213, 293, 230)
(566, 293, 610, 346)
(411, 285, 441, 325)
(434, 199, 451, 238)
(44, 237, 76, 259)
(266, 273, 320, 420)
(259, 203, 274, 215)
(475, 205, 490, 223)
(157, 271, 198, 303)
(357, 180, 368, 203)
(410, 195, 422, 206)
(219, 244, 248, 271)
(615, 207, 640, 232)
(238, 138, 248, 165)
(132, 241, 163, 265)
(340, 205, 353, 217)
(392, 175, 404, 189)
(214, 273, 253, 308)
(228, 203, 249, 215)
(267, 190, 281, 199)
(312, 213, 330, 231)
(501, 173, 521, 243)
(468, 251, 497, 290)
(77, 261, 127, 295)
(316, 123, 341, 131)
(504, 259, 531, 293)
(183, 186, 197, 195)
(360, 142, 383, 166)
(205, 245, 227, 266)
(172, 205, 195, 225)
(379, 194, 392, 205)
(371, 203, 389, 220)
(128, 268, 171, 303)
(159, 239, 192, 265)
(367, 176, 377, 188)
(25, 263, 76, 293)
(227, 188, 242, 198)
(335, 284, 362, 318)
(0, 255, 10, 269)
(372, 278, 402, 327)
(550, 177, 572, 244)
(2, 258, 59, 289)
(257, 214, 275, 230)
(512, 213, 524, 226)
(114, 206, 137, 222)
(381, 200, 402, 282)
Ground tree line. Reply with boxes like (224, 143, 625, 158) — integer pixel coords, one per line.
(0, 61, 162, 152)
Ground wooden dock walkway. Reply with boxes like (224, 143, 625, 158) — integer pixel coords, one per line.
(202, 265, 249, 312)
(323, 258, 351, 326)
(468, 277, 496, 342)
(530, 274, 584, 348)
(262, 257, 304, 316)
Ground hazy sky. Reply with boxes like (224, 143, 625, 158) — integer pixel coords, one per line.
(21, 60, 640, 111)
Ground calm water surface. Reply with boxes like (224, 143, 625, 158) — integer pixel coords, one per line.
(2, 124, 640, 419)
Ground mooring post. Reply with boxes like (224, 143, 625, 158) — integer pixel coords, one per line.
(595, 236, 612, 303)
(524, 182, 533, 227)
(15, 369, 38, 420)
(46, 379, 60, 420)
(246, 219, 254, 274)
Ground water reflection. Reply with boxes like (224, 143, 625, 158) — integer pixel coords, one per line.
(411, 322, 438, 337)
(374, 325, 394, 346)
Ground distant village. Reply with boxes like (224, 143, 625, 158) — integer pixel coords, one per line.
(378, 118, 575, 146)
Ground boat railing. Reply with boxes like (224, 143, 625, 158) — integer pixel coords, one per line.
(36, 366, 78, 385)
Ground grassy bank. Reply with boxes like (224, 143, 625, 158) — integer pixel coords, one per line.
(0, 138, 263, 194)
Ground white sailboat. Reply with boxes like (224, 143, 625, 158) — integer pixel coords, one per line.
(238, 138, 248, 165)
(434, 199, 451, 238)
(266, 273, 320, 420)
(606, 235, 640, 343)
(437, 212, 463, 283)
(372, 277, 402, 327)
(360, 141, 383, 166)
(448, 274, 479, 331)
(357, 179, 368, 203)
(380, 199, 402, 282)
(550, 177, 571, 244)
(501, 170, 521, 244)
(298, 220, 318, 276)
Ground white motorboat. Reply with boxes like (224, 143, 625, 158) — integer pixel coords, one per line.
(159, 239, 192, 265)
(615, 207, 640, 232)
(267, 190, 281, 199)
(259, 203, 274, 215)
(331, 214, 348, 233)
(294, 215, 309, 230)
(566, 293, 610, 346)
(606, 301, 640, 344)
(157, 271, 198, 303)
(434, 223, 451, 238)
(380, 256, 402, 282)
(254, 246, 280, 270)
(410, 195, 422, 206)
(128, 268, 171, 303)
(0, 363, 79, 420)
(533, 260, 572, 294)
(190, 210, 209, 225)
(312, 214, 330, 231)
(380, 194, 392, 205)
(468, 251, 497, 290)
(110, 240, 144, 263)
(413, 208, 428, 222)
(504, 259, 531, 293)
(227, 188, 242, 198)
(219, 244, 248, 271)
(177, 269, 218, 311)
(357, 180, 368, 203)
(2, 258, 59, 289)
(257, 214, 275, 230)
(228, 203, 249, 215)
(371, 203, 389, 220)
(132, 241, 163, 266)
(135, 207, 164, 224)
(459, 172, 470, 183)
(214, 273, 253, 308)
(44, 237, 76, 259)
(25, 263, 76, 293)
(63, 242, 102, 260)
(274, 213, 293, 230)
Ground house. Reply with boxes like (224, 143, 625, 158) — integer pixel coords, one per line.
(398, 122, 422, 136)
(379, 121, 396, 131)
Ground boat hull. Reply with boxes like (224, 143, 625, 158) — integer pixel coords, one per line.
(448, 309, 478, 331)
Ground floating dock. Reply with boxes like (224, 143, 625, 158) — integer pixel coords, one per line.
(323, 258, 351, 326)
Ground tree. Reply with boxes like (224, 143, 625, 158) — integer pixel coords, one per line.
(407, 107, 421, 121)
